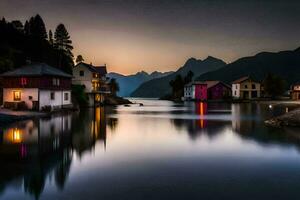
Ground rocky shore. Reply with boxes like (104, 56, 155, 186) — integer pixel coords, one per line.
(265, 108, 300, 128)
(104, 96, 132, 106)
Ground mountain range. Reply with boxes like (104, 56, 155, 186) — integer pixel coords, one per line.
(196, 47, 300, 87)
(130, 56, 226, 97)
(107, 71, 173, 97)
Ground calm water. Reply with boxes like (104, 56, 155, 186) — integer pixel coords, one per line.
(1, 99, 300, 200)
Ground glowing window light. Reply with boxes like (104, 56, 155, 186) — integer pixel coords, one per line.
(12, 129, 22, 143)
(13, 91, 21, 101)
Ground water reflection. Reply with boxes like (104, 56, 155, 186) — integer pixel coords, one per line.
(0, 107, 108, 199)
(1, 101, 300, 199)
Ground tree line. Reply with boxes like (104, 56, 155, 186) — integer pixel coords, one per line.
(0, 14, 74, 74)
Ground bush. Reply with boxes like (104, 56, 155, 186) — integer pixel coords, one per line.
(72, 84, 88, 106)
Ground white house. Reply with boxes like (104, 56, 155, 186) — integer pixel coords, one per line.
(232, 76, 261, 99)
(72, 62, 109, 105)
(1, 63, 72, 111)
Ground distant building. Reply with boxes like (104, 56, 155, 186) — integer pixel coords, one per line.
(72, 62, 109, 105)
(290, 83, 300, 100)
(205, 81, 231, 100)
(184, 81, 231, 101)
(232, 76, 261, 99)
(0, 63, 72, 111)
(184, 82, 207, 101)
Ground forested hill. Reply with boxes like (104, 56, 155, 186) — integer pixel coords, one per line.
(0, 15, 74, 74)
(130, 56, 226, 97)
(196, 47, 300, 87)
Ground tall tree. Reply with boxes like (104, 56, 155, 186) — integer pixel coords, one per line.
(54, 23, 73, 58)
(263, 73, 286, 99)
(29, 14, 47, 40)
(48, 30, 53, 46)
(24, 20, 30, 35)
(76, 55, 84, 64)
(109, 78, 120, 96)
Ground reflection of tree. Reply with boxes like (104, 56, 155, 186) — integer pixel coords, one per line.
(107, 118, 118, 131)
(24, 169, 45, 200)
(55, 150, 72, 190)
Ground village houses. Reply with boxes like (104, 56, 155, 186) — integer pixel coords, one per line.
(184, 81, 231, 101)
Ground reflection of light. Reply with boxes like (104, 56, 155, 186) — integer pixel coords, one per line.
(92, 107, 101, 137)
(269, 105, 272, 109)
(12, 129, 22, 143)
(95, 94, 101, 102)
(199, 102, 204, 128)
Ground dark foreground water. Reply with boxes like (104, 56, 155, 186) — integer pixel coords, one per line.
(1, 99, 300, 200)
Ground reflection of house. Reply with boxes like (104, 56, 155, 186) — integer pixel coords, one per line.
(290, 83, 300, 100)
(72, 62, 109, 105)
(184, 81, 231, 101)
(232, 76, 261, 99)
(0, 63, 72, 111)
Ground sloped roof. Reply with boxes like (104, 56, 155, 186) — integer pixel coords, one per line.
(185, 80, 230, 89)
(205, 80, 231, 89)
(232, 76, 250, 84)
(0, 63, 72, 78)
(75, 62, 107, 76)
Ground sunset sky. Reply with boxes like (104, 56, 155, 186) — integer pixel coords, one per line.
(1, 0, 300, 75)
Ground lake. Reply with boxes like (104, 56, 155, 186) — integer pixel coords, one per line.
(1, 99, 300, 200)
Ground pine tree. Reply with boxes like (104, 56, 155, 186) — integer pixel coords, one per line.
(76, 55, 84, 64)
(54, 23, 73, 58)
(29, 14, 47, 40)
(24, 20, 30, 35)
(48, 30, 53, 46)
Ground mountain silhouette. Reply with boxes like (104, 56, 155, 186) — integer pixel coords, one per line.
(131, 56, 226, 97)
(107, 70, 173, 97)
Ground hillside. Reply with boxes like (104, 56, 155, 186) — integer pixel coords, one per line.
(131, 56, 226, 97)
(107, 71, 173, 97)
(196, 47, 300, 87)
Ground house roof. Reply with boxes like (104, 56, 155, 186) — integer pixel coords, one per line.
(75, 62, 107, 76)
(185, 80, 230, 89)
(0, 63, 73, 78)
(232, 76, 250, 84)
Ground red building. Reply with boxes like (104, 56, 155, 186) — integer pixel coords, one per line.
(206, 81, 232, 100)
(184, 81, 231, 101)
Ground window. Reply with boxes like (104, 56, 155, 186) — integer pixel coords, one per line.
(20, 77, 27, 86)
(252, 84, 255, 89)
(236, 85, 238, 89)
(64, 92, 69, 101)
(52, 78, 60, 86)
(93, 73, 99, 78)
(245, 85, 248, 89)
(80, 70, 84, 76)
(28, 96, 32, 100)
(50, 92, 55, 100)
(13, 91, 21, 101)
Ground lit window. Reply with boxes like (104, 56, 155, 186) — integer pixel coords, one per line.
(13, 91, 21, 101)
(50, 92, 55, 100)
